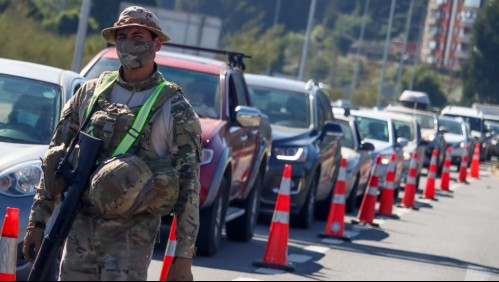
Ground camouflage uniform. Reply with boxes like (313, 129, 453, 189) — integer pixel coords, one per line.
(29, 67, 201, 280)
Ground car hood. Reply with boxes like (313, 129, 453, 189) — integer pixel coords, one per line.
(444, 133, 465, 145)
(341, 147, 359, 160)
(0, 142, 47, 170)
(364, 138, 394, 156)
(199, 118, 225, 142)
(271, 125, 314, 145)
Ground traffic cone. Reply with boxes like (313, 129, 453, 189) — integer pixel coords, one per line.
(458, 144, 469, 183)
(0, 207, 20, 281)
(440, 147, 452, 192)
(253, 165, 294, 272)
(470, 143, 481, 179)
(421, 149, 438, 201)
(398, 152, 420, 210)
(319, 159, 351, 241)
(159, 215, 177, 281)
(351, 156, 381, 227)
(378, 153, 399, 218)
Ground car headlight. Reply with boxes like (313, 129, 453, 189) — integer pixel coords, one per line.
(492, 139, 497, 145)
(0, 161, 42, 197)
(403, 152, 412, 161)
(274, 147, 308, 162)
(424, 135, 436, 142)
(200, 149, 214, 166)
(460, 142, 465, 148)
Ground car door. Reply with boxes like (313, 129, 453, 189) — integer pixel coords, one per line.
(227, 72, 257, 199)
(354, 120, 372, 187)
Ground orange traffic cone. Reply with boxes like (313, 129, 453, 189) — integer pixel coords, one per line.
(458, 144, 469, 183)
(0, 207, 20, 281)
(398, 152, 420, 210)
(319, 159, 351, 241)
(470, 143, 481, 179)
(352, 156, 381, 227)
(253, 165, 294, 272)
(378, 153, 398, 218)
(159, 215, 177, 281)
(421, 149, 438, 201)
(440, 147, 452, 192)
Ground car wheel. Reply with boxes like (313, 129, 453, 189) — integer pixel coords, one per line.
(226, 171, 262, 242)
(196, 178, 229, 256)
(293, 176, 317, 229)
(346, 175, 360, 214)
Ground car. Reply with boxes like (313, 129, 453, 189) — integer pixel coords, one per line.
(484, 115, 499, 160)
(0, 57, 85, 280)
(384, 105, 447, 175)
(486, 121, 499, 157)
(80, 46, 272, 256)
(333, 108, 374, 212)
(438, 116, 475, 168)
(441, 106, 489, 161)
(398, 90, 432, 111)
(245, 74, 343, 228)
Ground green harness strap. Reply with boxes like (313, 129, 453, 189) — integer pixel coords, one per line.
(84, 71, 169, 156)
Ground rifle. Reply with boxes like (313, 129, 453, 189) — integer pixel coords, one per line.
(28, 131, 103, 281)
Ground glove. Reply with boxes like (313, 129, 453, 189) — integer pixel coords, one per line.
(22, 221, 45, 263)
(167, 257, 193, 281)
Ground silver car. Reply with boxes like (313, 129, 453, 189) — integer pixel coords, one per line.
(0, 58, 84, 279)
(438, 116, 475, 168)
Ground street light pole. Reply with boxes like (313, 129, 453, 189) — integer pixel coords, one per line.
(377, 0, 397, 109)
(394, 0, 415, 99)
(71, 0, 91, 72)
(298, 0, 317, 81)
(266, 0, 282, 75)
(350, 0, 370, 103)
(410, 4, 427, 90)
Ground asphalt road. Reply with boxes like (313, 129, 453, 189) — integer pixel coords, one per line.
(148, 160, 499, 281)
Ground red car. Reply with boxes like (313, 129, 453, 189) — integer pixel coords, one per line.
(80, 46, 272, 256)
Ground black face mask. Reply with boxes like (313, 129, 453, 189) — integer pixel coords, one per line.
(116, 39, 155, 70)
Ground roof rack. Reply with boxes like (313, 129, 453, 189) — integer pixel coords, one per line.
(162, 43, 251, 71)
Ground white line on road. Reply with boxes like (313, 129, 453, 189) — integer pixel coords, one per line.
(288, 254, 313, 263)
(321, 238, 346, 245)
(304, 245, 330, 254)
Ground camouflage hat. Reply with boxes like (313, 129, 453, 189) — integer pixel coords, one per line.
(101, 6, 171, 44)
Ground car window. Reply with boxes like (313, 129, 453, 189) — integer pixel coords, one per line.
(232, 73, 249, 106)
(83, 57, 121, 80)
(339, 121, 355, 149)
(0, 74, 62, 144)
(317, 91, 333, 121)
(393, 120, 415, 141)
(354, 116, 389, 142)
(439, 118, 463, 135)
(247, 85, 311, 129)
(443, 114, 483, 133)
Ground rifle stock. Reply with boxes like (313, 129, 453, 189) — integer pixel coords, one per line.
(28, 132, 103, 281)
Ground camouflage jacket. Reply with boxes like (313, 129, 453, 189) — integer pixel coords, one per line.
(29, 66, 201, 258)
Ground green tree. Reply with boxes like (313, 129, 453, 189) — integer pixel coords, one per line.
(462, 0, 499, 104)
(402, 64, 447, 107)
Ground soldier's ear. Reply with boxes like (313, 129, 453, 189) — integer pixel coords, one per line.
(154, 37, 162, 52)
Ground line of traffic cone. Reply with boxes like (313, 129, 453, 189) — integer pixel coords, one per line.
(398, 152, 420, 210)
(319, 159, 351, 241)
(0, 207, 20, 281)
(440, 147, 452, 192)
(159, 215, 177, 281)
(469, 143, 481, 179)
(253, 164, 294, 272)
(458, 144, 469, 183)
(351, 156, 381, 228)
(421, 149, 438, 201)
(377, 153, 399, 219)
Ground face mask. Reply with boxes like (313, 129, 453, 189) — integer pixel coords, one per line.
(116, 40, 156, 70)
(17, 110, 39, 127)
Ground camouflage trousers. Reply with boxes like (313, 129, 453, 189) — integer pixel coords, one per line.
(58, 212, 161, 281)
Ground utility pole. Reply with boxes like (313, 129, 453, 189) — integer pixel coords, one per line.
(71, 0, 91, 72)
(267, 0, 282, 75)
(394, 0, 415, 99)
(298, 0, 317, 81)
(377, 0, 397, 109)
(410, 4, 427, 90)
(350, 0, 370, 103)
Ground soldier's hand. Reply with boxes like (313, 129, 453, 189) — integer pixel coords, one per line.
(167, 257, 193, 281)
(22, 221, 45, 263)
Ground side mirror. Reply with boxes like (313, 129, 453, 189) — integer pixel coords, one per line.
(322, 121, 343, 139)
(438, 126, 449, 134)
(236, 106, 262, 128)
(359, 142, 375, 151)
(397, 137, 409, 147)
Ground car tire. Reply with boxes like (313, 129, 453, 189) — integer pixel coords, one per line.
(293, 176, 317, 229)
(226, 171, 262, 242)
(196, 177, 229, 256)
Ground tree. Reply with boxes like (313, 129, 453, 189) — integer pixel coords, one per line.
(462, 0, 499, 104)
(402, 64, 447, 107)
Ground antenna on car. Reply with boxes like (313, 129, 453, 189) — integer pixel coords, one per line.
(162, 43, 252, 71)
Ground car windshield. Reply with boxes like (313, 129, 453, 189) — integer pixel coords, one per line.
(354, 116, 390, 142)
(0, 74, 62, 144)
(387, 109, 436, 130)
(247, 85, 311, 129)
(486, 122, 499, 135)
(393, 120, 415, 141)
(439, 118, 463, 135)
(338, 121, 355, 149)
(444, 114, 482, 132)
(83, 57, 221, 119)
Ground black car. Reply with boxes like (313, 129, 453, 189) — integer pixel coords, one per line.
(245, 74, 342, 228)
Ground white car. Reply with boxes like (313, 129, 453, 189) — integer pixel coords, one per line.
(0, 58, 84, 279)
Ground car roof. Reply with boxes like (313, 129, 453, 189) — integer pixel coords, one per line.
(441, 105, 483, 118)
(351, 109, 392, 121)
(399, 90, 431, 105)
(0, 57, 77, 84)
(376, 111, 417, 124)
(244, 73, 309, 95)
(385, 104, 436, 117)
(438, 115, 464, 124)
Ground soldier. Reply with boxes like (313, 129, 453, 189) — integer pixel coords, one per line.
(22, 6, 201, 281)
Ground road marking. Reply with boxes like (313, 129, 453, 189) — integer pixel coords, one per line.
(288, 254, 313, 263)
(232, 278, 264, 281)
(321, 238, 345, 245)
(394, 207, 411, 215)
(304, 245, 330, 254)
(465, 265, 494, 281)
(255, 268, 285, 275)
